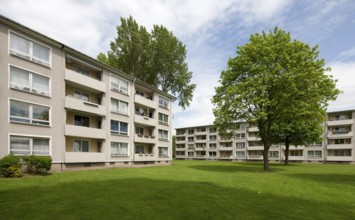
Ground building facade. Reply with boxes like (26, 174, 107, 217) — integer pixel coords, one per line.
(0, 16, 173, 171)
(175, 110, 355, 163)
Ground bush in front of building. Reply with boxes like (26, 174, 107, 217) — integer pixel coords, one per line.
(23, 155, 52, 175)
(0, 154, 23, 178)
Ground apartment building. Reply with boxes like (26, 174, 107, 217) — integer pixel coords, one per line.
(175, 110, 355, 163)
(0, 15, 173, 171)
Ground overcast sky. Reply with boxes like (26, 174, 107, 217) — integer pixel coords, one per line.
(1, 0, 355, 130)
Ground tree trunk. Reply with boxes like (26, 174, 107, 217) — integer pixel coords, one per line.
(263, 146, 270, 172)
(284, 136, 290, 165)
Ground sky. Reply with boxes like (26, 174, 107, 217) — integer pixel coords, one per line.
(1, 0, 355, 130)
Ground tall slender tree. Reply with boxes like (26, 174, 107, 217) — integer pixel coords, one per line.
(98, 16, 195, 109)
(212, 28, 340, 171)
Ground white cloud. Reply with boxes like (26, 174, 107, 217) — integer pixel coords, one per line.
(327, 61, 355, 111)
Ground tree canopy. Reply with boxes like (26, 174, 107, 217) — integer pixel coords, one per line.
(98, 16, 196, 109)
(212, 28, 340, 171)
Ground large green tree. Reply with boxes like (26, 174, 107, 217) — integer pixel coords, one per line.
(212, 28, 340, 171)
(98, 16, 196, 109)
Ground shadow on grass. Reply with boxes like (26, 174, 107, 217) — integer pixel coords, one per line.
(287, 173, 355, 186)
(190, 164, 283, 173)
(0, 177, 354, 220)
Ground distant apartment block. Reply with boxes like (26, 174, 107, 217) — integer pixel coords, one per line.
(0, 15, 173, 171)
(175, 110, 355, 163)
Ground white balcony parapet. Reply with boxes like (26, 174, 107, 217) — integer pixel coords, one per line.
(134, 94, 156, 109)
(327, 119, 354, 126)
(134, 115, 155, 126)
(65, 96, 106, 116)
(326, 156, 353, 161)
(134, 134, 156, 144)
(134, 153, 156, 161)
(327, 144, 353, 149)
(327, 131, 353, 139)
(65, 152, 106, 163)
(65, 124, 106, 139)
(65, 68, 106, 93)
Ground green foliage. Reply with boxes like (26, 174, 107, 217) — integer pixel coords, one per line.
(98, 16, 196, 109)
(212, 27, 340, 171)
(23, 155, 52, 175)
(0, 154, 22, 178)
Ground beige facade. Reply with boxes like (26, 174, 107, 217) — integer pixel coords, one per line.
(0, 15, 173, 171)
(176, 110, 355, 163)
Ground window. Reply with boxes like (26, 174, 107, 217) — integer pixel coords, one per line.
(158, 147, 168, 157)
(136, 127, 144, 136)
(236, 133, 245, 139)
(188, 152, 194, 157)
(209, 135, 217, 141)
(188, 136, 194, 142)
(236, 151, 245, 158)
(10, 32, 51, 67)
(73, 139, 89, 152)
(135, 145, 144, 154)
(236, 142, 245, 148)
(268, 151, 279, 158)
(9, 66, 50, 96)
(188, 144, 194, 149)
(290, 150, 303, 156)
(111, 120, 128, 135)
(74, 90, 89, 102)
(74, 65, 90, 76)
(188, 129, 194, 134)
(159, 96, 169, 109)
(209, 143, 217, 148)
(111, 75, 129, 94)
(74, 115, 89, 127)
(307, 150, 322, 158)
(111, 98, 128, 115)
(111, 142, 128, 156)
(158, 113, 169, 125)
(10, 99, 50, 126)
(209, 127, 217, 133)
(10, 136, 50, 156)
(158, 129, 169, 141)
(176, 129, 185, 135)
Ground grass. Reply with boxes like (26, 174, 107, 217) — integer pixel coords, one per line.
(1, 160, 355, 219)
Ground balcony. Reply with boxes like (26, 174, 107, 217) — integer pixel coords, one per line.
(195, 147, 206, 151)
(195, 139, 207, 143)
(248, 155, 263, 159)
(219, 146, 233, 151)
(288, 156, 305, 161)
(176, 148, 186, 151)
(134, 94, 156, 109)
(65, 68, 106, 93)
(326, 156, 353, 161)
(134, 153, 156, 161)
(134, 115, 155, 126)
(248, 127, 259, 132)
(247, 146, 264, 150)
(65, 124, 106, 139)
(65, 96, 106, 116)
(65, 152, 106, 163)
(327, 119, 354, 126)
(134, 134, 156, 144)
(327, 131, 353, 139)
(176, 139, 186, 143)
(195, 155, 207, 158)
(327, 144, 353, 149)
(247, 136, 261, 141)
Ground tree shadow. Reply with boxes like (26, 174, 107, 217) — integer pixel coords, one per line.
(0, 177, 354, 219)
(286, 173, 355, 186)
(190, 164, 283, 173)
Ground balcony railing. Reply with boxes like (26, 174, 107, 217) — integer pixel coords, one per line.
(134, 153, 156, 161)
(65, 96, 106, 116)
(327, 119, 354, 126)
(134, 94, 156, 109)
(134, 115, 155, 126)
(134, 134, 156, 144)
(65, 68, 106, 93)
(65, 152, 106, 163)
(65, 124, 106, 139)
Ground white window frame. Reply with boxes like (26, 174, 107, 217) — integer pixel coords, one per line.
(111, 74, 129, 95)
(236, 151, 245, 158)
(73, 89, 90, 102)
(9, 98, 51, 126)
(159, 96, 169, 109)
(110, 141, 129, 156)
(73, 139, 90, 152)
(110, 120, 129, 136)
(110, 98, 129, 116)
(158, 129, 169, 141)
(9, 31, 52, 67)
(8, 65, 51, 97)
(8, 133, 51, 156)
(158, 113, 169, 125)
(158, 146, 169, 157)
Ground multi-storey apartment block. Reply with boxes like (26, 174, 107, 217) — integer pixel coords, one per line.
(0, 15, 173, 171)
(176, 110, 355, 163)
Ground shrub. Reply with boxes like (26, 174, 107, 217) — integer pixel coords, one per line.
(0, 154, 23, 178)
(23, 155, 52, 175)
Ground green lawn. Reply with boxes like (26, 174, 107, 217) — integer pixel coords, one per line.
(1, 160, 354, 219)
